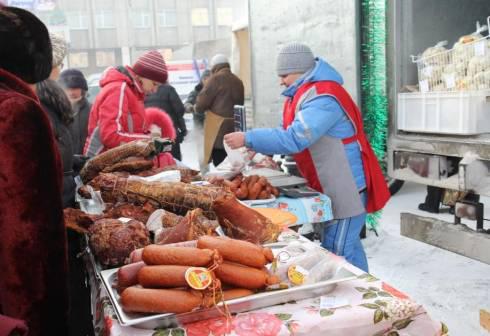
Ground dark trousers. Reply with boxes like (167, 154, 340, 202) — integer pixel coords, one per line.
(211, 148, 227, 166)
(171, 143, 182, 161)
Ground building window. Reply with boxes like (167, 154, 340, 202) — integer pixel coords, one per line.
(95, 10, 115, 29)
(67, 11, 88, 29)
(69, 52, 89, 68)
(96, 51, 116, 67)
(191, 8, 209, 26)
(132, 11, 151, 28)
(157, 10, 176, 27)
(216, 7, 232, 26)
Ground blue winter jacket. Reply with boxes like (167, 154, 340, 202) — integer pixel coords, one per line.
(245, 58, 366, 189)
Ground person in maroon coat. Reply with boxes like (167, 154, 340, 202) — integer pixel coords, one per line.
(0, 6, 69, 336)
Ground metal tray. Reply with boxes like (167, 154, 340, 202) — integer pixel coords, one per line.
(100, 243, 356, 329)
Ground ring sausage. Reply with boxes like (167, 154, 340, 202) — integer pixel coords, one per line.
(137, 265, 190, 288)
(120, 287, 206, 314)
(197, 236, 273, 268)
(215, 261, 279, 289)
(142, 245, 222, 266)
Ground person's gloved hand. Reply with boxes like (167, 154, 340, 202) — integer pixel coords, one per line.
(73, 155, 90, 175)
(184, 103, 194, 114)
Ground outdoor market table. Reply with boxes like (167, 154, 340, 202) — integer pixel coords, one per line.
(87, 251, 446, 336)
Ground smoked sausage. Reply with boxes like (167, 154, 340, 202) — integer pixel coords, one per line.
(142, 245, 222, 266)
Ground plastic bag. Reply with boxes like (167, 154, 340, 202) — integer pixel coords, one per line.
(75, 176, 105, 215)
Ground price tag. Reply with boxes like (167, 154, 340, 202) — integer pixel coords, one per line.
(474, 40, 486, 56)
(419, 80, 429, 93)
(185, 267, 213, 290)
(444, 73, 456, 89)
(320, 296, 350, 309)
(422, 66, 433, 77)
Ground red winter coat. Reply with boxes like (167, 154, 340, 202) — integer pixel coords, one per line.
(145, 107, 177, 167)
(0, 68, 68, 335)
(84, 66, 150, 156)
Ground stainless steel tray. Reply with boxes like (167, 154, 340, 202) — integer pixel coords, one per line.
(100, 244, 356, 329)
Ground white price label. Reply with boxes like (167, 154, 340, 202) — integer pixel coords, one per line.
(422, 66, 433, 77)
(320, 296, 350, 309)
(474, 41, 486, 56)
(419, 80, 429, 93)
(444, 73, 456, 89)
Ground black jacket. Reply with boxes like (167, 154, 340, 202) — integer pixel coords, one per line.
(37, 80, 76, 208)
(145, 84, 187, 143)
(185, 82, 205, 124)
(69, 97, 91, 155)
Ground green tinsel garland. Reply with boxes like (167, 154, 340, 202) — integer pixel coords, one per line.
(360, 0, 388, 234)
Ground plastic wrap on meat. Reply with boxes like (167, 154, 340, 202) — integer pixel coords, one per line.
(89, 173, 231, 218)
(80, 140, 156, 184)
(89, 218, 151, 267)
(212, 194, 280, 244)
(155, 209, 219, 244)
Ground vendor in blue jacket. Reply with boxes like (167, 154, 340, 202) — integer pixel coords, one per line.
(225, 42, 390, 272)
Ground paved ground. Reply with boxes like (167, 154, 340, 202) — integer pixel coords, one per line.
(180, 120, 490, 335)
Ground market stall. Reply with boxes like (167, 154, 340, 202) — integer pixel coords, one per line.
(67, 140, 445, 336)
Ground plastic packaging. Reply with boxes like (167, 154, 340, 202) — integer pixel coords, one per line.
(75, 176, 105, 214)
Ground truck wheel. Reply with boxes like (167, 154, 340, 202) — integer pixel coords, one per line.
(388, 178, 404, 195)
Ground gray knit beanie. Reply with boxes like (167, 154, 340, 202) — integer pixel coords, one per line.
(49, 32, 67, 67)
(276, 42, 315, 76)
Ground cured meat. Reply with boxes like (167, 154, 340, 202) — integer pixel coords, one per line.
(89, 218, 150, 267)
(137, 265, 190, 288)
(197, 236, 274, 268)
(101, 156, 154, 174)
(120, 287, 208, 314)
(89, 173, 231, 218)
(80, 140, 157, 184)
(155, 209, 219, 245)
(138, 165, 202, 183)
(142, 245, 222, 267)
(117, 261, 145, 291)
(215, 262, 279, 290)
(63, 208, 99, 233)
(103, 202, 156, 224)
(212, 194, 280, 244)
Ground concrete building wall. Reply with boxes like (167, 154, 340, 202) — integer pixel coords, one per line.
(249, 0, 360, 127)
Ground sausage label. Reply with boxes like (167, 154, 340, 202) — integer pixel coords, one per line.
(185, 267, 213, 290)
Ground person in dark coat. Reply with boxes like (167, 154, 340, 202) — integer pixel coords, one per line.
(0, 5, 69, 335)
(196, 54, 244, 166)
(185, 69, 211, 128)
(145, 83, 187, 161)
(59, 68, 92, 155)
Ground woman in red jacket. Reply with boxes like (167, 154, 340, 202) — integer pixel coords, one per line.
(84, 50, 168, 156)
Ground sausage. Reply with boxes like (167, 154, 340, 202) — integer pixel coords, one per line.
(215, 262, 279, 289)
(258, 190, 270, 200)
(271, 187, 280, 197)
(235, 182, 248, 200)
(197, 236, 274, 268)
(142, 245, 222, 266)
(129, 248, 144, 263)
(248, 182, 262, 200)
(117, 261, 145, 291)
(138, 265, 190, 288)
(257, 177, 268, 187)
(246, 175, 259, 189)
(120, 287, 206, 314)
(203, 288, 255, 306)
(223, 180, 237, 193)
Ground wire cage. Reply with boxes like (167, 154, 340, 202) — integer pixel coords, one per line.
(411, 16, 490, 93)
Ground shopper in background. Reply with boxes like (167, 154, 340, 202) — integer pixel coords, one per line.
(59, 69, 92, 156)
(224, 43, 390, 272)
(196, 54, 244, 167)
(145, 82, 187, 161)
(185, 69, 211, 128)
(84, 50, 167, 156)
(0, 5, 69, 335)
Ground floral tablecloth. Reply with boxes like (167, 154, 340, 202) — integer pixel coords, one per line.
(87, 259, 447, 336)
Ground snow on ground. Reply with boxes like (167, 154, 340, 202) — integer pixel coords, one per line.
(364, 182, 490, 336)
(181, 123, 490, 335)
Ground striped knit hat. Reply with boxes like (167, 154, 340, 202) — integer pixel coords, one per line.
(132, 50, 168, 84)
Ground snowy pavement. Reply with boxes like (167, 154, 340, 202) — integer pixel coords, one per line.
(180, 123, 490, 335)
